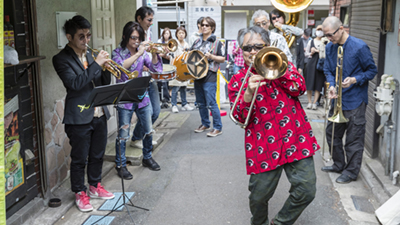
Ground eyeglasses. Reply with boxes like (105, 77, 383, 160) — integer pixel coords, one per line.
(271, 15, 281, 21)
(79, 33, 92, 41)
(325, 27, 340, 38)
(242, 44, 266, 52)
(201, 24, 210, 27)
(130, 36, 139, 41)
(255, 21, 268, 27)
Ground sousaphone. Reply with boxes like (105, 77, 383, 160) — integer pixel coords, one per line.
(271, 0, 314, 48)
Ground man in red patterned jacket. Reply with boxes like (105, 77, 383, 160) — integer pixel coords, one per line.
(228, 26, 319, 225)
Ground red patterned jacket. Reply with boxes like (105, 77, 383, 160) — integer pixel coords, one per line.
(228, 62, 320, 175)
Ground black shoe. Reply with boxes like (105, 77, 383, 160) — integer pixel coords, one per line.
(321, 166, 341, 173)
(142, 158, 161, 171)
(336, 174, 356, 184)
(116, 166, 133, 180)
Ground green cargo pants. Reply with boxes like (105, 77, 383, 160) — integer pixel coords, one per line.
(249, 156, 316, 225)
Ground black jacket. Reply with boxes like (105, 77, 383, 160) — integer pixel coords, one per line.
(295, 37, 305, 71)
(53, 45, 111, 125)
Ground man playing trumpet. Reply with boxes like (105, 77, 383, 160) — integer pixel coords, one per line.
(53, 15, 115, 212)
(228, 26, 319, 225)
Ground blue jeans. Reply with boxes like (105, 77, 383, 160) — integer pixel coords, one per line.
(194, 81, 222, 130)
(132, 81, 160, 141)
(233, 64, 244, 75)
(116, 104, 153, 167)
(171, 86, 188, 107)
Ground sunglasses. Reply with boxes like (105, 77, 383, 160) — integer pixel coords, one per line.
(255, 21, 268, 27)
(242, 44, 266, 52)
(201, 24, 210, 27)
(325, 27, 340, 38)
(130, 36, 139, 41)
(271, 15, 281, 21)
(79, 33, 92, 41)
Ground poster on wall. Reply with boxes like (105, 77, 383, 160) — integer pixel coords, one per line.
(188, 6, 222, 42)
(4, 95, 24, 195)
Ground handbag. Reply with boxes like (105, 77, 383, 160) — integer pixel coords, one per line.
(316, 57, 325, 71)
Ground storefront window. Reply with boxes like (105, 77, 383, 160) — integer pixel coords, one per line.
(340, 6, 350, 27)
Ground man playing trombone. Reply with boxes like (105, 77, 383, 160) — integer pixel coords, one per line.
(321, 16, 377, 184)
(52, 15, 115, 212)
(228, 26, 319, 225)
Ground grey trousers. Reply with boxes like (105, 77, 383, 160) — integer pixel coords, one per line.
(248, 157, 316, 225)
(326, 102, 366, 179)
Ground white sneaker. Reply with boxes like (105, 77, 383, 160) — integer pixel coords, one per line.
(172, 105, 179, 113)
(130, 140, 157, 148)
(182, 104, 194, 111)
(306, 103, 312, 109)
(130, 140, 143, 148)
(312, 103, 317, 110)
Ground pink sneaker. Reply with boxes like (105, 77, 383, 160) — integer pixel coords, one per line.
(75, 191, 93, 212)
(89, 183, 115, 200)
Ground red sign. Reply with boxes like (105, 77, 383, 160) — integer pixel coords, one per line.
(308, 19, 315, 26)
(308, 10, 314, 17)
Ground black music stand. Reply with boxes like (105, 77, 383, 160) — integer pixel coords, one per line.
(85, 77, 152, 225)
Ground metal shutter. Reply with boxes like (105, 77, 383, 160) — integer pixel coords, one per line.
(350, 0, 382, 157)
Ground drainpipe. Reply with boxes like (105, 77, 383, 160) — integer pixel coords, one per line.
(389, 78, 399, 180)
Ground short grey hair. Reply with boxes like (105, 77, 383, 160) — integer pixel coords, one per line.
(237, 26, 270, 47)
(251, 10, 270, 26)
(322, 16, 343, 30)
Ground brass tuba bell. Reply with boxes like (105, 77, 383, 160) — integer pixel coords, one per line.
(271, 0, 315, 48)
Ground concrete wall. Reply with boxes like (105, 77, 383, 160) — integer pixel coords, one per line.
(35, 0, 136, 191)
(383, 2, 400, 178)
(114, 0, 138, 47)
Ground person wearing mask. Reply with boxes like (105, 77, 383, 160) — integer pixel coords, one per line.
(321, 16, 377, 184)
(250, 9, 293, 63)
(295, 28, 312, 75)
(169, 26, 194, 113)
(304, 25, 326, 110)
(189, 17, 204, 46)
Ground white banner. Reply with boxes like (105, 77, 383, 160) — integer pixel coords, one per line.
(188, 6, 222, 40)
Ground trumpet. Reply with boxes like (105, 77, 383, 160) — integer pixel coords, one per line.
(229, 45, 288, 129)
(86, 44, 138, 80)
(147, 39, 178, 54)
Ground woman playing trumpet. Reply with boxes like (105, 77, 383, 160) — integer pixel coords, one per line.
(227, 26, 319, 225)
(111, 21, 163, 179)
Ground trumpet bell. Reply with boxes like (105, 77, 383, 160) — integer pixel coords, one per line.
(254, 46, 288, 80)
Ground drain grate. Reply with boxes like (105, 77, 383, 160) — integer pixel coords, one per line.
(351, 195, 375, 213)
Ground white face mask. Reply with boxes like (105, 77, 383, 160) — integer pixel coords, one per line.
(316, 30, 324, 37)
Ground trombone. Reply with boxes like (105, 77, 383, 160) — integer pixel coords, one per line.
(229, 45, 288, 129)
(321, 46, 348, 161)
(86, 44, 138, 80)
